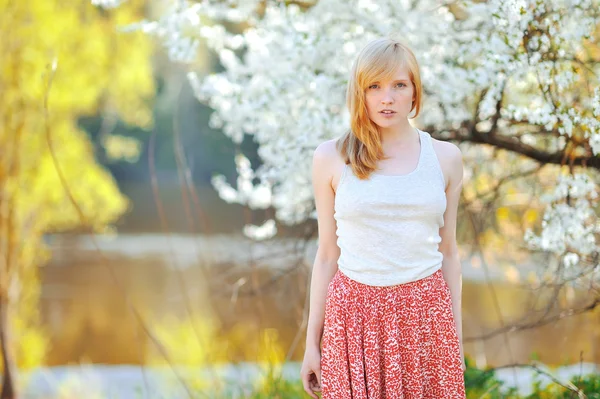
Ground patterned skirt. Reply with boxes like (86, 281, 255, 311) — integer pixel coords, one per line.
(320, 269, 465, 399)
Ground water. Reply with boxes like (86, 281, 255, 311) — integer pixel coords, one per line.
(38, 233, 600, 370)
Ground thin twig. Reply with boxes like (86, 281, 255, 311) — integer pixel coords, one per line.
(43, 57, 195, 399)
(490, 362, 587, 398)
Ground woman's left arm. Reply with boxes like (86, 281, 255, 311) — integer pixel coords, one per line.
(437, 142, 465, 371)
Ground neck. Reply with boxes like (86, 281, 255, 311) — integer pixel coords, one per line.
(379, 121, 418, 146)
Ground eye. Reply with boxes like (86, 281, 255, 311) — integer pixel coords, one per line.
(368, 84, 379, 89)
(396, 82, 406, 88)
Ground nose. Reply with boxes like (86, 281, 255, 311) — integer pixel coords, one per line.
(381, 89, 394, 105)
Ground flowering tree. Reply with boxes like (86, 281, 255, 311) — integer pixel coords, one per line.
(98, 0, 600, 291)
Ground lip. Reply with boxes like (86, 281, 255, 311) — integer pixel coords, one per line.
(379, 110, 396, 117)
(379, 110, 396, 114)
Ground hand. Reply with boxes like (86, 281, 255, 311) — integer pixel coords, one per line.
(301, 346, 322, 398)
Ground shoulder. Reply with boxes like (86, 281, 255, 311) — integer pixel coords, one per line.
(429, 133, 464, 188)
(313, 138, 346, 189)
(430, 134, 462, 161)
(313, 138, 345, 168)
(430, 135, 462, 167)
(313, 138, 339, 159)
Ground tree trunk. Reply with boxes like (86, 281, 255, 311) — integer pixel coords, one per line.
(0, 298, 16, 399)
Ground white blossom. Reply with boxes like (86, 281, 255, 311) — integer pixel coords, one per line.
(593, 87, 600, 117)
(211, 154, 273, 210)
(525, 174, 600, 269)
(103, 0, 600, 283)
(91, 0, 125, 9)
(563, 252, 580, 268)
(243, 219, 277, 241)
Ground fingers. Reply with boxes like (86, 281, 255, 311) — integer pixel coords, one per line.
(302, 372, 318, 399)
(310, 374, 322, 393)
(314, 367, 322, 391)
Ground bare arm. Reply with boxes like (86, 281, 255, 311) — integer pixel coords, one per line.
(301, 140, 342, 398)
(305, 141, 341, 349)
(438, 142, 465, 370)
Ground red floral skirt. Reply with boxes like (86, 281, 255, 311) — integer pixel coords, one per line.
(320, 269, 465, 399)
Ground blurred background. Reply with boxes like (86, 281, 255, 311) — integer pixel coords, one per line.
(2, 0, 600, 398)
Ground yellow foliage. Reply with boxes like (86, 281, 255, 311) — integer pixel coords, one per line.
(253, 328, 287, 395)
(495, 206, 510, 222)
(523, 208, 538, 226)
(0, 0, 155, 372)
(148, 315, 227, 367)
(147, 318, 290, 396)
(102, 134, 142, 163)
(474, 174, 493, 194)
(1, 0, 154, 127)
(503, 264, 521, 284)
(147, 315, 229, 393)
(14, 318, 48, 371)
(257, 328, 285, 366)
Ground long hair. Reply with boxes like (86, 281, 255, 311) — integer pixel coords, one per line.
(336, 37, 422, 179)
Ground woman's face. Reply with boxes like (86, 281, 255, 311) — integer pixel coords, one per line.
(364, 64, 415, 128)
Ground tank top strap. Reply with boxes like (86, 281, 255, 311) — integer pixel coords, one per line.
(418, 129, 445, 188)
(341, 162, 349, 178)
(419, 129, 434, 160)
(337, 162, 350, 189)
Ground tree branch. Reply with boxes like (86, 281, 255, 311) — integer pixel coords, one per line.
(465, 297, 600, 342)
(430, 123, 600, 170)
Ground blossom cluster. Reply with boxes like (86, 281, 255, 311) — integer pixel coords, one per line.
(525, 173, 599, 258)
(103, 0, 600, 278)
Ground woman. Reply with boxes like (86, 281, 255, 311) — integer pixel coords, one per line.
(300, 37, 466, 398)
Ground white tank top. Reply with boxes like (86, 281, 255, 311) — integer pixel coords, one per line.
(334, 129, 447, 286)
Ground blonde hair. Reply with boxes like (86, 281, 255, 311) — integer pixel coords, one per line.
(336, 37, 423, 179)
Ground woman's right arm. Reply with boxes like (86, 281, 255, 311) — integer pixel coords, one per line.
(301, 140, 342, 398)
